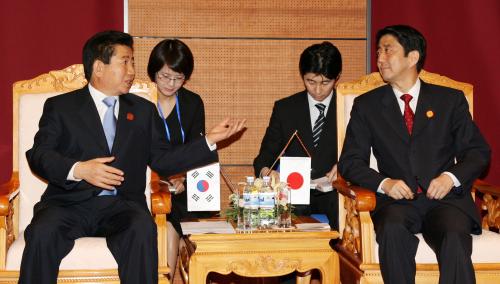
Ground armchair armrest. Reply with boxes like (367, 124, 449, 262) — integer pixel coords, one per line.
(473, 179, 500, 230)
(0, 172, 19, 216)
(333, 176, 376, 212)
(150, 177, 172, 215)
(474, 179, 500, 197)
(333, 176, 377, 264)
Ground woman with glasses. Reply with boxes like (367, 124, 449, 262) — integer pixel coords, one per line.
(147, 39, 215, 278)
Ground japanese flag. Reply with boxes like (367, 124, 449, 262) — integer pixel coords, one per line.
(280, 157, 311, 204)
(187, 163, 221, 211)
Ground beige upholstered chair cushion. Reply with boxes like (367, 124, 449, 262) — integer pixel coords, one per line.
(373, 231, 500, 264)
(6, 235, 116, 270)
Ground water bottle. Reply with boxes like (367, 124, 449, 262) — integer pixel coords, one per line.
(243, 176, 259, 230)
(258, 176, 276, 229)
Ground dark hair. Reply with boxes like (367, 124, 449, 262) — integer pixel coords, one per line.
(147, 39, 194, 82)
(376, 25, 427, 72)
(82, 30, 133, 81)
(299, 41, 342, 80)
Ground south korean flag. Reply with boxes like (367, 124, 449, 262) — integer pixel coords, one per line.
(187, 163, 220, 211)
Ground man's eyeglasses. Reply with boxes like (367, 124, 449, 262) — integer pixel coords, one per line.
(156, 73, 185, 85)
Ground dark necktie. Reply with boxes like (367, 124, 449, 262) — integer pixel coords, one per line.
(400, 94, 422, 193)
(312, 103, 326, 147)
(400, 94, 414, 135)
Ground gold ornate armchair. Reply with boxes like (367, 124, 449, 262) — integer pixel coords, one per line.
(334, 70, 500, 284)
(0, 65, 171, 283)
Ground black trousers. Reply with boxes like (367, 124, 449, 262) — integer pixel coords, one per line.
(18, 196, 158, 284)
(372, 193, 475, 284)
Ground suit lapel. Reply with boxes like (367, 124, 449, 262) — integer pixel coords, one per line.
(317, 90, 337, 152)
(295, 92, 314, 151)
(78, 87, 109, 154)
(112, 94, 134, 155)
(412, 81, 433, 138)
(380, 85, 410, 143)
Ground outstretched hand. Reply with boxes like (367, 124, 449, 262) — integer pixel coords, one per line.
(206, 118, 246, 145)
(74, 157, 124, 190)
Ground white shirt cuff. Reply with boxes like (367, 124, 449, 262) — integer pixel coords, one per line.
(205, 137, 217, 151)
(377, 178, 389, 194)
(67, 162, 82, 181)
(443, 171, 461, 187)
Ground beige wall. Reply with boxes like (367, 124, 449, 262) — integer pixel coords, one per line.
(129, 0, 367, 202)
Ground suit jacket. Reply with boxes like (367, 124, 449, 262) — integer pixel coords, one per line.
(338, 80, 490, 234)
(26, 86, 218, 212)
(173, 87, 205, 143)
(254, 90, 338, 179)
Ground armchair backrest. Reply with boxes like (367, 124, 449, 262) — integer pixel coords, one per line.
(13, 64, 157, 236)
(335, 70, 474, 232)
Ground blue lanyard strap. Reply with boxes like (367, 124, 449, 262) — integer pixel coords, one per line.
(157, 94, 185, 143)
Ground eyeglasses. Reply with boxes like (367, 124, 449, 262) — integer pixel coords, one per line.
(156, 72, 185, 85)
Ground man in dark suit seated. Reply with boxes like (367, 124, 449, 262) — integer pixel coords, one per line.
(253, 41, 342, 230)
(19, 30, 245, 284)
(338, 25, 491, 284)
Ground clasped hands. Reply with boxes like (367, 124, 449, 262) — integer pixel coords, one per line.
(381, 174, 454, 200)
(74, 118, 246, 189)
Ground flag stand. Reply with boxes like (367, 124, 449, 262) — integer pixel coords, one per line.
(264, 130, 311, 177)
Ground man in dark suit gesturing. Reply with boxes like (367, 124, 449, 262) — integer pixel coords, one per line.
(19, 31, 245, 284)
(339, 25, 490, 284)
(254, 42, 342, 230)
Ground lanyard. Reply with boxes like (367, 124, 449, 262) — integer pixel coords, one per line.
(157, 94, 185, 143)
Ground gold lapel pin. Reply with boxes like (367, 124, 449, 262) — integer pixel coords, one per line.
(426, 110, 434, 118)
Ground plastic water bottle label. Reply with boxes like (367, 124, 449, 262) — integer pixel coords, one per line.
(258, 192, 275, 208)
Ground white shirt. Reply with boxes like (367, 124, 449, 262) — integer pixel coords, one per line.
(377, 79, 459, 194)
(307, 91, 333, 130)
(88, 83, 120, 123)
(392, 78, 420, 114)
(67, 84, 119, 181)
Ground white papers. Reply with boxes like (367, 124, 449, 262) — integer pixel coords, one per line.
(311, 176, 333, 192)
(187, 163, 221, 211)
(295, 223, 331, 232)
(180, 221, 236, 235)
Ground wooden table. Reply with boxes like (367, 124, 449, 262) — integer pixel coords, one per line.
(178, 219, 340, 283)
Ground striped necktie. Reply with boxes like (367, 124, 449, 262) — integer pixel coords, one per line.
(312, 103, 326, 147)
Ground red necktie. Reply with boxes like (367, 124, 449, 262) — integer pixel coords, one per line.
(400, 94, 422, 194)
(400, 94, 414, 135)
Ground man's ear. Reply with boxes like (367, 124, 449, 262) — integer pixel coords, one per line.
(93, 60, 104, 78)
(408, 50, 420, 67)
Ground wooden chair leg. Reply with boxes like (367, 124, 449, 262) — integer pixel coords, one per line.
(296, 270, 311, 284)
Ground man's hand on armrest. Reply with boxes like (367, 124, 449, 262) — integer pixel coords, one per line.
(205, 118, 246, 146)
(73, 157, 124, 190)
(381, 179, 414, 200)
(325, 164, 338, 182)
